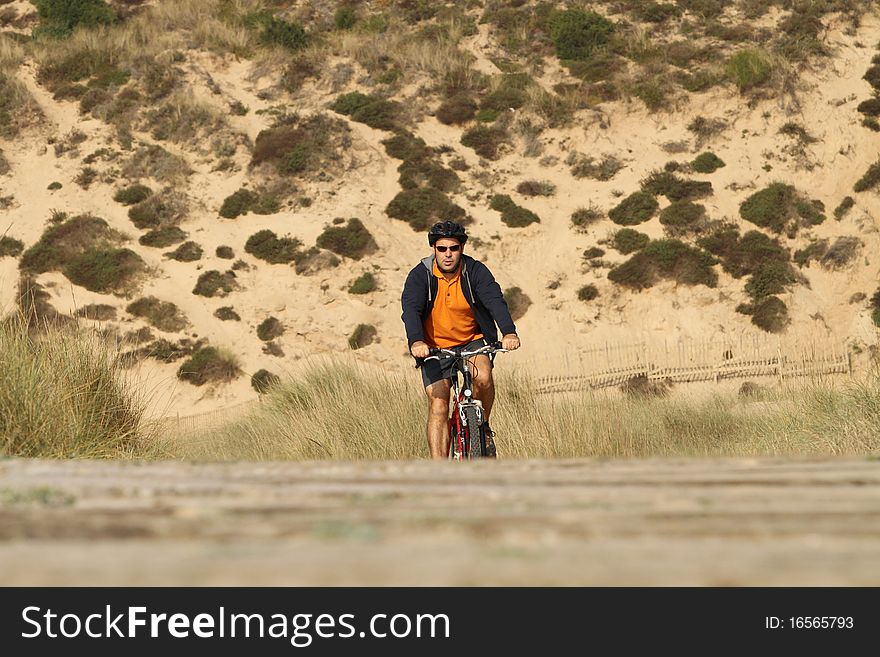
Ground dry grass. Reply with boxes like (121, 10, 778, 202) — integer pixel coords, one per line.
(0, 36, 41, 136)
(0, 311, 155, 458)
(326, 13, 480, 93)
(143, 89, 225, 143)
(169, 358, 880, 460)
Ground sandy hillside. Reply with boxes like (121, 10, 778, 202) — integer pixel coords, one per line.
(1, 1, 880, 417)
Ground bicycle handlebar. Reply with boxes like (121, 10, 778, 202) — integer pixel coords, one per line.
(421, 341, 507, 364)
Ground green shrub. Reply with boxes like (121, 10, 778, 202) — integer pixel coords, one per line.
(397, 157, 460, 193)
(854, 159, 880, 193)
(641, 170, 713, 202)
(608, 239, 717, 290)
(19, 213, 123, 274)
(739, 182, 798, 233)
(863, 65, 880, 92)
(75, 303, 116, 320)
(382, 131, 429, 161)
(164, 241, 202, 262)
(251, 369, 281, 394)
(126, 296, 188, 333)
(245, 229, 302, 264)
(795, 198, 825, 227)
(74, 166, 98, 189)
(386, 188, 466, 231)
(571, 205, 603, 231)
(348, 272, 377, 295)
(257, 317, 284, 342)
(214, 306, 240, 322)
(516, 180, 556, 197)
(334, 5, 358, 30)
(490, 194, 540, 228)
(216, 246, 235, 259)
(870, 289, 880, 327)
(192, 270, 236, 297)
(177, 346, 240, 386)
(834, 196, 854, 220)
(750, 296, 789, 333)
(476, 109, 499, 123)
(348, 323, 377, 350)
(644, 239, 717, 286)
(330, 92, 400, 130)
(481, 74, 531, 112)
(503, 286, 531, 321)
(725, 48, 772, 92)
(631, 77, 673, 112)
(635, 2, 682, 23)
(659, 201, 706, 236)
(607, 254, 655, 290)
(33, 0, 116, 39)
(793, 239, 827, 268)
(744, 261, 795, 301)
(251, 114, 347, 177)
(316, 218, 378, 260)
(583, 247, 605, 259)
(577, 284, 599, 301)
(691, 152, 725, 173)
(113, 184, 152, 206)
(48, 182, 63, 190)
(63, 247, 145, 294)
(139, 226, 187, 248)
(857, 98, 880, 117)
(550, 9, 614, 61)
(698, 227, 788, 278)
(608, 191, 658, 226)
(461, 125, 508, 160)
(259, 16, 307, 51)
(127, 193, 185, 230)
(436, 95, 477, 125)
(330, 91, 373, 116)
(219, 189, 259, 219)
(612, 228, 650, 254)
(0, 235, 23, 257)
(863, 117, 880, 132)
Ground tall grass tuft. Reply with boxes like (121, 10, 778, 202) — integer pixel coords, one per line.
(172, 359, 880, 461)
(176, 359, 427, 460)
(0, 312, 153, 458)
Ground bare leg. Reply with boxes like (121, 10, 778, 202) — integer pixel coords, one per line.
(469, 354, 495, 421)
(425, 379, 451, 459)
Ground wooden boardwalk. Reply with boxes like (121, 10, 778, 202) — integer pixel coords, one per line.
(1, 457, 878, 585)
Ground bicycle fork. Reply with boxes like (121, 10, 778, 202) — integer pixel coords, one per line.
(448, 381, 485, 460)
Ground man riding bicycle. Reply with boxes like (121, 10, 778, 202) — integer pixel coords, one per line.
(401, 221, 521, 459)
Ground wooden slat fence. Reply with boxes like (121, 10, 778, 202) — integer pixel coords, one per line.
(532, 335, 852, 394)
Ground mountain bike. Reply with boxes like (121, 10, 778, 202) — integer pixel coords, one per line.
(423, 341, 507, 460)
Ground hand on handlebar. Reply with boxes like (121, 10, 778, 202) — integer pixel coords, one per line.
(410, 340, 431, 358)
(501, 334, 520, 351)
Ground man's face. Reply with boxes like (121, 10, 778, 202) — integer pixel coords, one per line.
(434, 237, 463, 273)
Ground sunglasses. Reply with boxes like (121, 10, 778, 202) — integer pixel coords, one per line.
(435, 244, 461, 253)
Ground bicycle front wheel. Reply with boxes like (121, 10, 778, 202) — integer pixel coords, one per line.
(464, 405, 485, 459)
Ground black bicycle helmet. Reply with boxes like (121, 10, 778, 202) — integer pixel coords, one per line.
(428, 221, 468, 246)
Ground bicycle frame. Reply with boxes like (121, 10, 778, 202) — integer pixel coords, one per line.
(447, 357, 482, 460)
(423, 343, 504, 460)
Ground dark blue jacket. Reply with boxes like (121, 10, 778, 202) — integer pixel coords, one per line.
(401, 254, 517, 358)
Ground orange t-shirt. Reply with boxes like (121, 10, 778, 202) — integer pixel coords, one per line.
(423, 260, 483, 348)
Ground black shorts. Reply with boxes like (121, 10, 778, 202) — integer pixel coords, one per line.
(421, 337, 493, 388)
